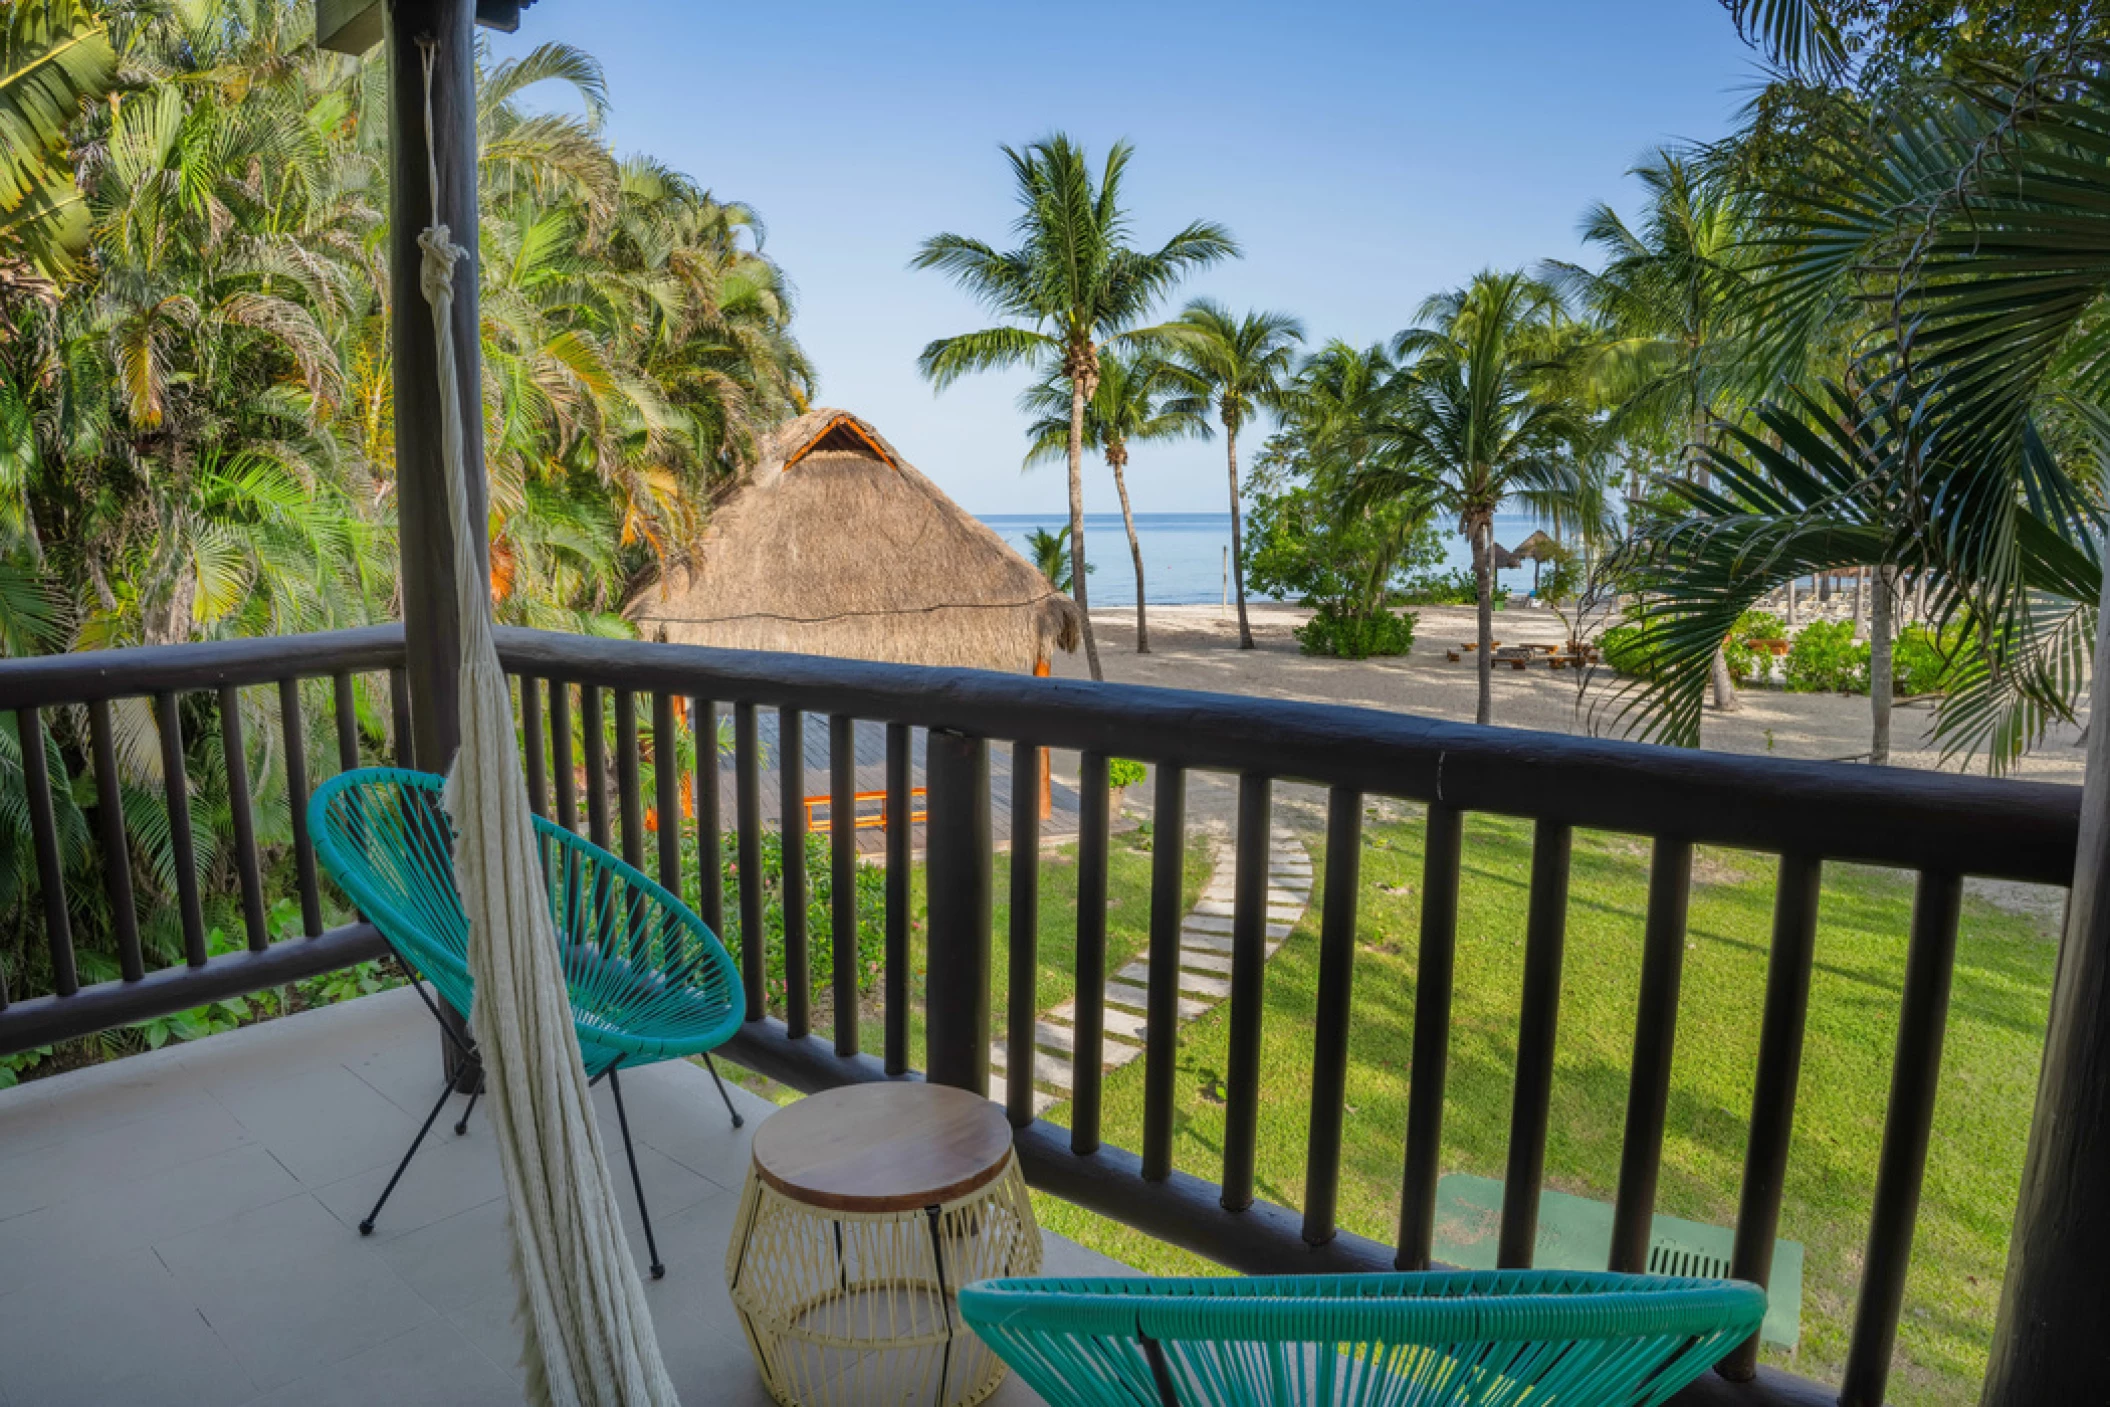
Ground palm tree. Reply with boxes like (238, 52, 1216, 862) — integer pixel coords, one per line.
(1024, 524, 1092, 593)
(0, 0, 116, 288)
(1353, 271, 1598, 726)
(1162, 300, 1305, 649)
(913, 136, 1236, 680)
(1545, 151, 1758, 712)
(1022, 352, 1204, 653)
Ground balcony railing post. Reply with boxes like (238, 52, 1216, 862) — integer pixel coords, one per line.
(923, 728, 990, 1093)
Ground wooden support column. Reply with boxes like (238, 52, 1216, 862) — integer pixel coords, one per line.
(386, 0, 488, 1081)
(923, 729, 991, 1094)
(1982, 569, 2110, 1401)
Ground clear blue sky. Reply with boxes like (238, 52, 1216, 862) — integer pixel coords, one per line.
(489, 1, 1763, 515)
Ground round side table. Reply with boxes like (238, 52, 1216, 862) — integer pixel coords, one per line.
(726, 1083, 1041, 1407)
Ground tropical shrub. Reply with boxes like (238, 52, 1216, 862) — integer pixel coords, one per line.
(1600, 608, 1670, 680)
(1892, 623, 1973, 697)
(1295, 604, 1417, 659)
(1397, 567, 1479, 605)
(1723, 611, 1787, 685)
(1241, 466, 1443, 655)
(711, 829, 887, 1017)
(1785, 621, 1870, 694)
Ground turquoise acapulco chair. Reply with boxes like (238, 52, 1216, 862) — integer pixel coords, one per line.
(310, 766, 746, 1277)
(958, 1269, 1767, 1407)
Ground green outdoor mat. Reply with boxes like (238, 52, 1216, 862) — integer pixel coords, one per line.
(1431, 1173, 1803, 1349)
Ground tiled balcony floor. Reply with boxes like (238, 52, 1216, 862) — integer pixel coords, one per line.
(0, 988, 1125, 1406)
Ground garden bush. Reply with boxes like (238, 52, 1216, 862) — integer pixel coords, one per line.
(1397, 566, 1479, 606)
(1722, 610, 1786, 684)
(1107, 758, 1148, 791)
(1785, 620, 1870, 693)
(1599, 619, 1667, 680)
(1294, 604, 1418, 659)
(1892, 623, 1970, 696)
(709, 829, 887, 1015)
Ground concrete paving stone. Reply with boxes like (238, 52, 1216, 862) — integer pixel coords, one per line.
(241, 1319, 517, 1407)
(209, 1062, 421, 1187)
(0, 1142, 301, 1291)
(0, 1095, 253, 1221)
(1102, 982, 1208, 1020)
(154, 1192, 435, 1391)
(0, 1247, 257, 1407)
(310, 1115, 504, 1240)
(1115, 962, 1230, 1000)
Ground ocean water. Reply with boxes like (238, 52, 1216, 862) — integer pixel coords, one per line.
(981, 511, 1555, 606)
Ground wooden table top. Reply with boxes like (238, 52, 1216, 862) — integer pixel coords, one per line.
(749, 1082, 1017, 1214)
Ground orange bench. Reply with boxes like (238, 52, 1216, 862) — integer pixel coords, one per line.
(802, 787, 928, 835)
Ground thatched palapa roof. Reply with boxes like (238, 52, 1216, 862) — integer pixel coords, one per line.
(1510, 530, 1561, 561)
(630, 409, 1081, 672)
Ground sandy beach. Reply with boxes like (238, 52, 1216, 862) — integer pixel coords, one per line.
(1045, 600, 2089, 786)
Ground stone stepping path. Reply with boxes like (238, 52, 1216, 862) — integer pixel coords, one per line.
(987, 829, 1314, 1115)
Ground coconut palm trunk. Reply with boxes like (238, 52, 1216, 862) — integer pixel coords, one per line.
(1870, 565, 1894, 764)
(1225, 418, 1254, 649)
(1471, 514, 1494, 726)
(1107, 440, 1149, 653)
(1710, 647, 1739, 712)
(1066, 366, 1103, 680)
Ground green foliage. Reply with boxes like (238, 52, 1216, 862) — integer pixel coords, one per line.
(1893, 623, 1973, 698)
(1106, 758, 1147, 791)
(1039, 814, 2056, 1401)
(712, 829, 886, 1016)
(0, 0, 117, 280)
(1531, 545, 1584, 606)
(0, 1043, 51, 1088)
(1722, 611, 1786, 684)
(1785, 620, 1870, 694)
(1397, 566, 1479, 605)
(1599, 619, 1668, 681)
(1295, 603, 1417, 659)
(1024, 525, 1089, 594)
(1241, 429, 1442, 660)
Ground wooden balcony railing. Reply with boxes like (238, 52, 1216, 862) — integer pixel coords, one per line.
(0, 624, 2084, 1407)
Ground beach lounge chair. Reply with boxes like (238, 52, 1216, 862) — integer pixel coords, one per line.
(959, 1269, 1766, 1407)
(309, 767, 746, 1276)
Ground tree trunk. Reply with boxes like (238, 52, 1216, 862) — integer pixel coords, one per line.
(1109, 447, 1148, 654)
(1820, 572, 1832, 604)
(1226, 422, 1254, 649)
(1711, 646, 1739, 712)
(1472, 522, 1493, 726)
(1870, 565, 1894, 765)
(1067, 374, 1102, 680)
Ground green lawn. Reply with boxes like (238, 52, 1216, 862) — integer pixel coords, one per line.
(1031, 804, 2055, 1407)
(785, 823, 1209, 1076)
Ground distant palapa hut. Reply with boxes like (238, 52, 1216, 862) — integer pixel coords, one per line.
(630, 408, 1081, 672)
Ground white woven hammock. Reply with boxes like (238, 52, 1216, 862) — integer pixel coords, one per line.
(414, 38, 679, 1407)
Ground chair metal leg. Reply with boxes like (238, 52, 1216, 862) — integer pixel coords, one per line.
(361, 1066, 462, 1235)
(453, 1088, 479, 1137)
(702, 1052, 745, 1129)
(607, 1066, 664, 1279)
